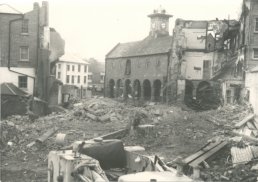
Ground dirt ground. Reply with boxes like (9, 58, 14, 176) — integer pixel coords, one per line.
(0, 97, 254, 181)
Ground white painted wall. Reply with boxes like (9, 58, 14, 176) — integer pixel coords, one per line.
(182, 29, 206, 50)
(0, 67, 35, 94)
(183, 52, 213, 80)
(245, 72, 258, 115)
(56, 61, 89, 88)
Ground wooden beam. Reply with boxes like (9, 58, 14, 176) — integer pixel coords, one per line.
(36, 127, 58, 143)
(189, 141, 228, 167)
(183, 141, 221, 164)
(234, 114, 255, 128)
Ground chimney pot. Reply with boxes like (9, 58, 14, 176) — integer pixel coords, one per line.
(33, 2, 39, 10)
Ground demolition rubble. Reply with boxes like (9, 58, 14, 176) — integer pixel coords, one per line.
(1, 97, 258, 181)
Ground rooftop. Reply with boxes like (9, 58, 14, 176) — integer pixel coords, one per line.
(0, 4, 22, 14)
(106, 36, 173, 58)
(58, 53, 88, 64)
(1, 83, 29, 97)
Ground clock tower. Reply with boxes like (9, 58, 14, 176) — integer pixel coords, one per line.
(148, 6, 172, 38)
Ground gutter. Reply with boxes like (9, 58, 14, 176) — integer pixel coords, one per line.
(8, 15, 36, 95)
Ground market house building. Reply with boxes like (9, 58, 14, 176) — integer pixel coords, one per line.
(105, 7, 173, 102)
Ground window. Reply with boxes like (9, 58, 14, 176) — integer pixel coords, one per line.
(72, 76, 74, 83)
(125, 59, 131, 75)
(58, 64, 61, 69)
(84, 76, 87, 84)
(253, 48, 258, 59)
(20, 46, 29, 61)
(101, 75, 104, 81)
(66, 75, 70, 83)
(72, 65, 74, 71)
(145, 61, 149, 68)
(138, 60, 141, 68)
(255, 18, 258, 32)
(84, 65, 87, 72)
(67, 65, 70, 71)
(18, 76, 27, 88)
(78, 76, 80, 83)
(57, 72, 61, 79)
(156, 60, 160, 67)
(78, 65, 81, 72)
(88, 75, 92, 80)
(21, 19, 28, 34)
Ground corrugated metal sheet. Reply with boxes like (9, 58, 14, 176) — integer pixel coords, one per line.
(231, 146, 253, 166)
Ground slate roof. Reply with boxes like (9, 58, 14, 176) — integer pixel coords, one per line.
(0, 4, 22, 14)
(106, 36, 173, 58)
(59, 53, 88, 64)
(1, 83, 29, 97)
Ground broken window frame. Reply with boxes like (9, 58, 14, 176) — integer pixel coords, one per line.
(18, 76, 28, 88)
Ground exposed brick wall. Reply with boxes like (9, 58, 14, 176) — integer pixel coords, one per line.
(246, 0, 258, 69)
(0, 13, 22, 67)
(9, 9, 39, 68)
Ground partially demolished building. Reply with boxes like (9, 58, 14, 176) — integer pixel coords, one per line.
(169, 19, 241, 109)
(105, 1, 258, 112)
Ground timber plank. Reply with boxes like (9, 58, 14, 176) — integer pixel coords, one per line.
(189, 141, 228, 167)
(36, 127, 58, 143)
(234, 114, 255, 128)
(183, 141, 221, 164)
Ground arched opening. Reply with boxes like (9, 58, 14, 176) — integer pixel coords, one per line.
(184, 80, 194, 105)
(133, 80, 141, 100)
(116, 79, 123, 98)
(143, 79, 151, 100)
(125, 79, 132, 99)
(109, 79, 115, 98)
(153, 79, 162, 102)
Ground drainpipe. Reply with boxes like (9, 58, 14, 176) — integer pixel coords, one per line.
(8, 16, 36, 96)
(166, 47, 172, 104)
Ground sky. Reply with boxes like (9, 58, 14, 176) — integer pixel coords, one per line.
(5, 0, 243, 61)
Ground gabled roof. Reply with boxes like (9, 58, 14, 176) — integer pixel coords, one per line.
(106, 36, 173, 59)
(0, 4, 22, 14)
(1, 83, 29, 97)
(59, 53, 88, 64)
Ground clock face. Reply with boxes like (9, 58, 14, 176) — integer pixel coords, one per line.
(161, 23, 166, 29)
